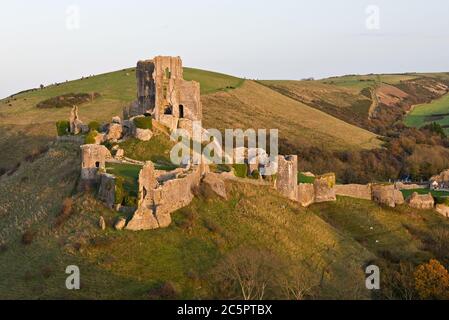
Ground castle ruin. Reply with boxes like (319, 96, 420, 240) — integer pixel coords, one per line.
(125, 56, 202, 136)
(70, 55, 446, 232)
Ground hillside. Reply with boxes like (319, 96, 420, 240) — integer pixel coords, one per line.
(1, 140, 448, 299)
(202, 80, 381, 151)
(0, 67, 382, 175)
(262, 73, 449, 135)
(1, 64, 449, 299)
(405, 93, 449, 134)
(0, 68, 242, 173)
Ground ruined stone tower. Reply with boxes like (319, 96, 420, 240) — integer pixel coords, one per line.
(80, 145, 112, 181)
(126, 56, 202, 135)
(136, 60, 156, 115)
(275, 155, 298, 201)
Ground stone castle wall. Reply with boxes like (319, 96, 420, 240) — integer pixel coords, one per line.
(136, 60, 155, 114)
(97, 173, 116, 209)
(275, 155, 298, 201)
(126, 162, 206, 231)
(80, 145, 112, 181)
(407, 192, 435, 210)
(335, 184, 372, 200)
(297, 183, 315, 207)
(313, 173, 336, 203)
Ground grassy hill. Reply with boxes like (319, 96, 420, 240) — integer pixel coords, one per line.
(259, 79, 375, 130)
(0, 66, 382, 174)
(202, 80, 381, 151)
(1, 66, 449, 299)
(0, 68, 244, 172)
(405, 93, 449, 133)
(262, 73, 449, 136)
(0, 141, 448, 299)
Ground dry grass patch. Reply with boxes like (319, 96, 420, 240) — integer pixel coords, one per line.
(203, 81, 381, 151)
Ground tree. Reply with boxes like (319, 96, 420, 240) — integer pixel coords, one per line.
(380, 261, 417, 300)
(414, 259, 449, 300)
(212, 247, 282, 300)
(280, 267, 318, 300)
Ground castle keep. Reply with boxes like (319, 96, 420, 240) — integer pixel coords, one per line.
(125, 56, 202, 135)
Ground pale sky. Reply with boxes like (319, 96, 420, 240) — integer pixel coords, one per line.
(1, 0, 449, 98)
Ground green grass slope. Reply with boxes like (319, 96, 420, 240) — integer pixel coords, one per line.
(0, 144, 449, 299)
(0, 65, 384, 173)
(260, 79, 374, 130)
(203, 80, 381, 151)
(0, 67, 244, 172)
(0, 147, 371, 299)
(1, 143, 448, 299)
(321, 73, 420, 89)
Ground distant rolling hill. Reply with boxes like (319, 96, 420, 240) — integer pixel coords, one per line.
(262, 73, 449, 135)
(202, 80, 381, 151)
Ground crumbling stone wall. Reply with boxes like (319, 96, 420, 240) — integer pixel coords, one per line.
(436, 204, 449, 218)
(98, 173, 116, 209)
(371, 184, 404, 207)
(136, 60, 156, 115)
(394, 189, 405, 205)
(275, 155, 298, 201)
(153, 57, 202, 124)
(371, 184, 396, 207)
(69, 106, 88, 134)
(314, 173, 336, 203)
(407, 192, 435, 210)
(153, 56, 182, 121)
(175, 79, 202, 121)
(126, 162, 204, 231)
(126, 162, 160, 230)
(297, 183, 315, 207)
(394, 182, 423, 190)
(80, 145, 112, 181)
(335, 184, 372, 200)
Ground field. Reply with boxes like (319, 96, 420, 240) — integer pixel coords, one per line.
(119, 135, 177, 170)
(400, 188, 449, 201)
(106, 162, 141, 195)
(405, 93, 449, 133)
(0, 65, 387, 179)
(202, 80, 382, 151)
(260, 79, 374, 128)
(321, 74, 419, 90)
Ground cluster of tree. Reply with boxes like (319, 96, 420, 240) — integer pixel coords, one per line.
(208, 246, 449, 300)
(375, 223, 449, 300)
(210, 247, 321, 300)
(376, 259, 449, 300)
